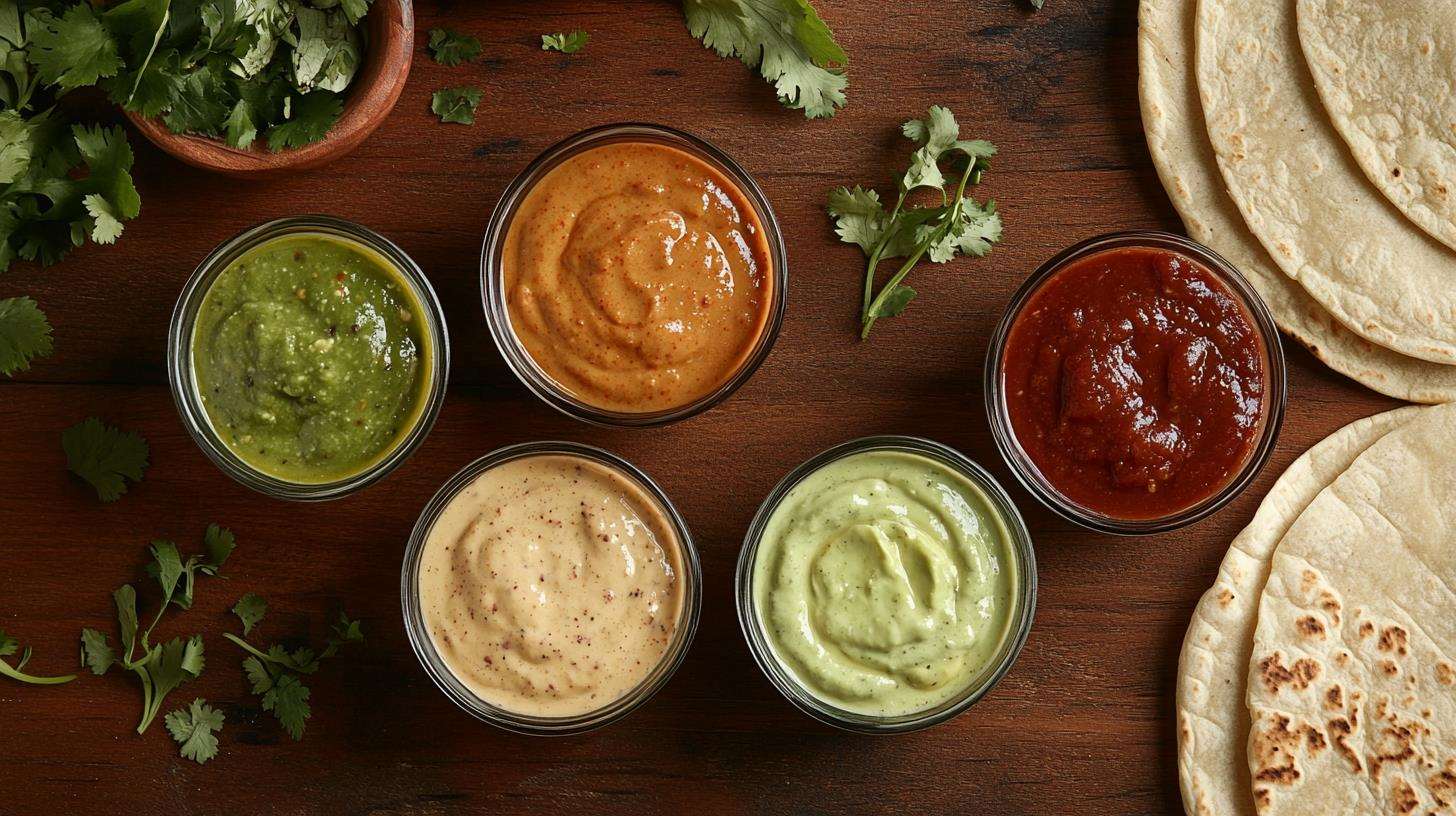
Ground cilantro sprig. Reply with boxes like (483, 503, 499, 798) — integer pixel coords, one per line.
(541, 31, 589, 54)
(0, 296, 52, 376)
(427, 28, 480, 66)
(0, 627, 76, 685)
(225, 607, 363, 740)
(165, 698, 224, 764)
(431, 86, 481, 125)
(62, 417, 149, 503)
(80, 527, 235, 734)
(682, 0, 846, 119)
(828, 106, 1003, 338)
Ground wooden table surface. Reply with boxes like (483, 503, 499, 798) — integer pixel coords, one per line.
(0, 1, 1399, 813)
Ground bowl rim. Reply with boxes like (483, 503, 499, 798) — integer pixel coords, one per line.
(399, 441, 704, 736)
(166, 214, 450, 501)
(479, 122, 789, 428)
(982, 229, 1288, 535)
(734, 434, 1038, 734)
(124, 0, 414, 175)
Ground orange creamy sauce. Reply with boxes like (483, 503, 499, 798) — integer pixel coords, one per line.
(503, 141, 774, 413)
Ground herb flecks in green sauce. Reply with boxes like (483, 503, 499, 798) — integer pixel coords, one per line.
(192, 234, 429, 484)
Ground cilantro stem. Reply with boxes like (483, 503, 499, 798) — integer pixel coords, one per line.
(0, 660, 75, 685)
(134, 665, 156, 734)
(861, 160, 979, 339)
(862, 196, 906, 319)
(222, 632, 273, 663)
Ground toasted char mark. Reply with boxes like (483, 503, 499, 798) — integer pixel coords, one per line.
(1370, 725, 1420, 783)
(1301, 569, 1319, 592)
(1303, 725, 1327, 752)
(1325, 685, 1344, 711)
(1360, 621, 1376, 639)
(1318, 592, 1342, 626)
(1218, 588, 1235, 608)
(1391, 778, 1419, 814)
(1336, 650, 1352, 668)
(1381, 659, 1401, 678)
(1253, 787, 1271, 812)
(1430, 760, 1456, 807)
(1379, 626, 1410, 657)
(1328, 717, 1363, 774)
(1438, 663, 1456, 686)
(1259, 653, 1322, 694)
(1296, 616, 1326, 639)
(1252, 715, 1304, 785)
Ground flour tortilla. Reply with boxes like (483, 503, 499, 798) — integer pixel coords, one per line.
(1298, 0, 1456, 253)
(1175, 407, 1421, 816)
(1246, 401, 1456, 815)
(1138, 0, 1456, 404)
(1195, 0, 1456, 365)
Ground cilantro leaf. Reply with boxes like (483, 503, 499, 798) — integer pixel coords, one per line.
(242, 655, 272, 694)
(166, 698, 224, 764)
(204, 524, 236, 570)
(232, 593, 266, 636)
(162, 64, 229, 137)
(263, 673, 310, 740)
(80, 627, 115, 675)
(223, 99, 257, 149)
(0, 627, 75, 685)
(266, 91, 341, 151)
(0, 296, 52, 376)
(427, 28, 480, 66)
(682, 0, 847, 118)
(431, 86, 480, 125)
(827, 106, 1002, 338)
(26, 5, 123, 92)
(61, 418, 149, 502)
(540, 31, 588, 54)
(72, 125, 141, 245)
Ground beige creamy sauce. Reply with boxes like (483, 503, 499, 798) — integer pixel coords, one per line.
(418, 454, 684, 717)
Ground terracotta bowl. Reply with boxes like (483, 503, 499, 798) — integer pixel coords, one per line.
(125, 0, 414, 177)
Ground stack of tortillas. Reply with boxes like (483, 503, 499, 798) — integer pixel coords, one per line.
(1139, 0, 1456, 403)
(1175, 402, 1456, 815)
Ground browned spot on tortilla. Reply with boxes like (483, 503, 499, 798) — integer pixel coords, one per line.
(1391, 778, 1419, 814)
(1379, 626, 1410, 657)
(1303, 725, 1327, 752)
(1253, 787, 1271, 811)
(1360, 621, 1376, 639)
(1370, 725, 1420, 782)
(1325, 685, 1344, 710)
(1259, 653, 1322, 694)
(1382, 659, 1401, 677)
(1301, 569, 1319, 592)
(1319, 593, 1342, 625)
(1336, 651, 1351, 667)
(1328, 717, 1363, 774)
(1430, 760, 1456, 807)
(1296, 616, 1326, 639)
(1252, 715, 1303, 785)
(1437, 663, 1455, 686)
(1218, 588, 1234, 608)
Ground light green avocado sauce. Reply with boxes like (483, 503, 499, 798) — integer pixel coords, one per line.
(192, 233, 430, 484)
(752, 450, 1019, 717)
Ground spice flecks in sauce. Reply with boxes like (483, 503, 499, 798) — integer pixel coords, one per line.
(418, 454, 685, 717)
(503, 141, 773, 413)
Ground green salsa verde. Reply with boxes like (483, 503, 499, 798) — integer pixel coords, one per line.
(752, 449, 1019, 717)
(191, 233, 431, 484)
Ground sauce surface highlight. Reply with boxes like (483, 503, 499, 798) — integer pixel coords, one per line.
(419, 454, 685, 718)
(1001, 246, 1266, 519)
(752, 450, 1019, 717)
(503, 141, 773, 413)
(192, 233, 430, 484)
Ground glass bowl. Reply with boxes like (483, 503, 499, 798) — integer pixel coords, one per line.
(480, 123, 788, 428)
(401, 441, 702, 735)
(167, 215, 449, 501)
(736, 435, 1037, 734)
(984, 230, 1287, 535)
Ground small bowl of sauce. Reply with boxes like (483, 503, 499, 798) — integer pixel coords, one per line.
(985, 231, 1286, 534)
(481, 123, 787, 427)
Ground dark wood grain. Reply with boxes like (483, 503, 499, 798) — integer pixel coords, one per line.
(0, 1, 1400, 814)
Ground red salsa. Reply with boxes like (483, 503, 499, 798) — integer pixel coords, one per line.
(1001, 246, 1266, 520)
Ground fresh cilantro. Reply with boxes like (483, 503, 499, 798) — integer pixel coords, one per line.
(540, 31, 589, 54)
(226, 609, 363, 741)
(0, 296, 52, 376)
(266, 91, 342, 151)
(682, 0, 847, 118)
(62, 417, 149, 503)
(0, 627, 76, 685)
(81, 528, 232, 734)
(828, 106, 1002, 338)
(25, 4, 123, 93)
(431, 86, 481, 125)
(1030, 0, 1045, 8)
(165, 698, 224, 764)
(427, 28, 480, 66)
(232, 593, 266, 636)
